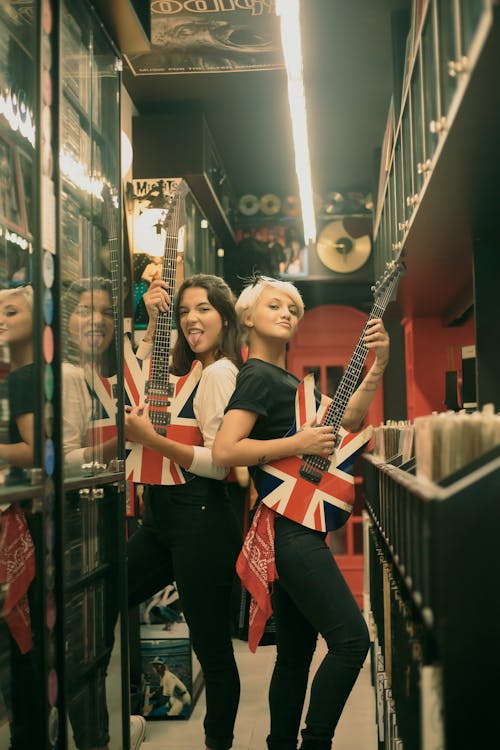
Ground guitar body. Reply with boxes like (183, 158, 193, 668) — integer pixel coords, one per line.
(253, 261, 403, 532)
(254, 373, 372, 532)
(124, 337, 203, 485)
(84, 365, 118, 458)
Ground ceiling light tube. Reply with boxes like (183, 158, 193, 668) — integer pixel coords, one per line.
(276, 0, 316, 246)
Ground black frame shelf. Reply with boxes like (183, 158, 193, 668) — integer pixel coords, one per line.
(373, 0, 500, 318)
(363, 447, 500, 747)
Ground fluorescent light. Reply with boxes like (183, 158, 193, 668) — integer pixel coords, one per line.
(276, 0, 316, 245)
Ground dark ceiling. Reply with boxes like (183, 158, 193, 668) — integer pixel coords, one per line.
(123, 0, 410, 202)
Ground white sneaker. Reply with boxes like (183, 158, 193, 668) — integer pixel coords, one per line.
(130, 714, 146, 750)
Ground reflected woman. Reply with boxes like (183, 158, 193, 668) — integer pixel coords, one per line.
(0, 285, 35, 479)
(61, 277, 118, 472)
(0, 284, 40, 750)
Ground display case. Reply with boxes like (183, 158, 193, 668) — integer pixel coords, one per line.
(373, 0, 498, 310)
(58, 1, 128, 749)
(363, 448, 500, 747)
(0, 0, 129, 748)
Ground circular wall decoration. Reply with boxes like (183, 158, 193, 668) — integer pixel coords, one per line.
(282, 195, 300, 217)
(316, 219, 371, 273)
(260, 193, 281, 215)
(238, 194, 260, 216)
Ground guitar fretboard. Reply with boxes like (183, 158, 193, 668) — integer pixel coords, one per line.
(302, 264, 403, 472)
(147, 183, 188, 434)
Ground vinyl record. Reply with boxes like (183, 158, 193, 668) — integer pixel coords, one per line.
(316, 220, 371, 273)
(260, 193, 281, 215)
(238, 194, 260, 216)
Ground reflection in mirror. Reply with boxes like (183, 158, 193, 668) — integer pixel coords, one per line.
(61, 278, 118, 475)
(64, 487, 121, 750)
(0, 3, 41, 746)
(0, 285, 35, 485)
(0, 286, 40, 746)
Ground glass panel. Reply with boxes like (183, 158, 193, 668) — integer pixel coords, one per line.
(0, 5, 40, 747)
(64, 486, 122, 750)
(60, 0, 120, 479)
(59, 2, 124, 748)
(410, 52, 425, 194)
(459, 0, 486, 54)
(421, 2, 439, 159)
(401, 103, 413, 219)
(0, 5, 36, 491)
(437, 0, 458, 116)
(396, 138, 406, 241)
(385, 165, 394, 252)
(203, 121, 235, 230)
(381, 204, 389, 270)
(391, 160, 402, 253)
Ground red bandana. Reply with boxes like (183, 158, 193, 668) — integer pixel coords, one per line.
(0, 505, 35, 654)
(236, 503, 278, 652)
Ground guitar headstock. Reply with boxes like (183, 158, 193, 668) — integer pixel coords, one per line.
(161, 179, 189, 229)
(371, 259, 405, 303)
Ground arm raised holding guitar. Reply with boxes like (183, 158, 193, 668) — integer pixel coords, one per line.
(125, 267, 245, 750)
(125, 276, 237, 478)
(212, 271, 397, 750)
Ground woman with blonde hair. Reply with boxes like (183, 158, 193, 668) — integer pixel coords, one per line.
(214, 276, 389, 750)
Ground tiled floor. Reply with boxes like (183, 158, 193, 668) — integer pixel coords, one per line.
(141, 637, 377, 749)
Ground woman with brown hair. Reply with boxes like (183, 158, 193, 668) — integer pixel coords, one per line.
(125, 273, 244, 750)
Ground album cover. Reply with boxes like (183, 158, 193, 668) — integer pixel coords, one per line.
(140, 639, 193, 719)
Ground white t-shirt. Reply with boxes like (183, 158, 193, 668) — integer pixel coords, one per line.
(136, 341, 237, 481)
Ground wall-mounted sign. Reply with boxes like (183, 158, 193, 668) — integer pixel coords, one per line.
(126, 0, 283, 75)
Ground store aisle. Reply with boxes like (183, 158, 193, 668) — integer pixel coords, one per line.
(141, 637, 377, 749)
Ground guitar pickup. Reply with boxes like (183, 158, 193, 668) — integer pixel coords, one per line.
(299, 465, 322, 484)
(145, 381, 174, 398)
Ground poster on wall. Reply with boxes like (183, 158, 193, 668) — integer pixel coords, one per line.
(125, 0, 283, 75)
(224, 223, 308, 296)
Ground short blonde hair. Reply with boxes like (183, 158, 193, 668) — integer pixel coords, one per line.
(235, 276, 305, 333)
(0, 285, 33, 310)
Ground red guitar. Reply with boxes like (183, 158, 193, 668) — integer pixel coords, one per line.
(125, 180, 203, 485)
(253, 260, 404, 532)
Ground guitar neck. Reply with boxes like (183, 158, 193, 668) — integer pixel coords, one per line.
(150, 253, 177, 393)
(147, 183, 188, 429)
(322, 264, 402, 432)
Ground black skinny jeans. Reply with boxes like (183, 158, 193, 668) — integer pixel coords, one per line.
(267, 515, 370, 750)
(127, 477, 242, 750)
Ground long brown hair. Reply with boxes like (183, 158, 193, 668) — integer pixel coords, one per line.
(171, 274, 243, 375)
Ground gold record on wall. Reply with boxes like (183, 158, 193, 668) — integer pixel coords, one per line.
(316, 219, 371, 273)
(260, 193, 281, 215)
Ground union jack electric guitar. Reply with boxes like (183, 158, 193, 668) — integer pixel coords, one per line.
(254, 260, 404, 532)
(125, 179, 203, 485)
(81, 182, 121, 472)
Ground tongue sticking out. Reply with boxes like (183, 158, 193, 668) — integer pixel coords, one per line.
(188, 331, 202, 348)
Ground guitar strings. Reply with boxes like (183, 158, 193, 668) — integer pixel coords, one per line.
(301, 267, 401, 474)
(147, 185, 184, 430)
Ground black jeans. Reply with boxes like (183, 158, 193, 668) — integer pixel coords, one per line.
(128, 477, 242, 750)
(267, 516, 370, 750)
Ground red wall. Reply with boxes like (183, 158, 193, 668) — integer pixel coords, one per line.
(287, 304, 384, 428)
(402, 315, 475, 420)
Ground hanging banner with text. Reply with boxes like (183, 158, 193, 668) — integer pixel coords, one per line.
(125, 0, 283, 75)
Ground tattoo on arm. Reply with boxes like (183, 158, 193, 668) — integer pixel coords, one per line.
(360, 380, 379, 392)
(257, 455, 267, 465)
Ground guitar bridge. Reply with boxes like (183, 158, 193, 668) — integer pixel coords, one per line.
(299, 465, 322, 484)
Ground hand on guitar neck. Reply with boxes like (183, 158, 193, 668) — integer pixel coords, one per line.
(342, 317, 390, 432)
(141, 278, 172, 342)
